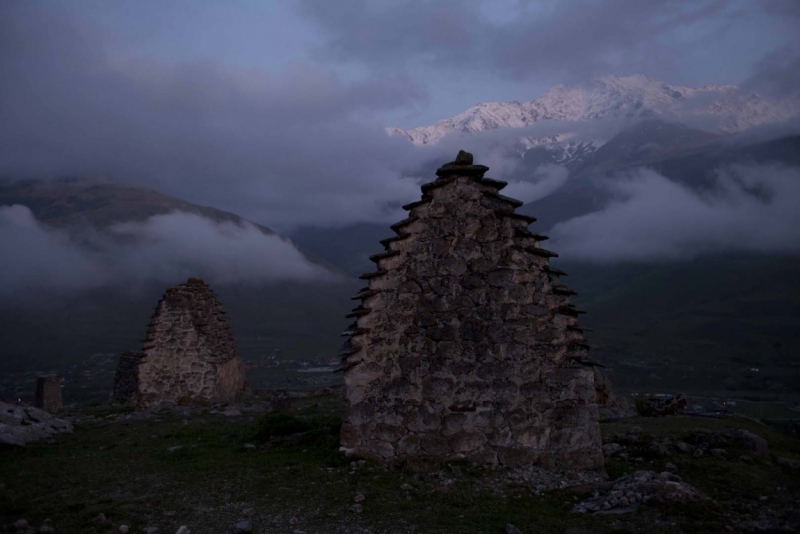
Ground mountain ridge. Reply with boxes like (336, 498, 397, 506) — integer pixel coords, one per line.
(0, 177, 347, 277)
(388, 75, 800, 145)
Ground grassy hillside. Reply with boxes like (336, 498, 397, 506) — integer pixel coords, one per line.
(563, 255, 800, 400)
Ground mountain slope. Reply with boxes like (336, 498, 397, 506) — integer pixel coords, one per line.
(0, 178, 344, 275)
(389, 75, 800, 145)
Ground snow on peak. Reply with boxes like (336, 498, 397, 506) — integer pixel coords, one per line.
(388, 75, 799, 145)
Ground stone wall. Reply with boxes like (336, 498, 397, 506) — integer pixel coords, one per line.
(340, 151, 603, 470)
(34, 375, 63, 411)
(113, 278, 246, 407)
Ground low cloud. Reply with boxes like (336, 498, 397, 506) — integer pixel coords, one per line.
(0, 206, 332, 298)
(504, 164, 570, 204)
(0, 205, 107, 293)
(550, 165, 800, 261)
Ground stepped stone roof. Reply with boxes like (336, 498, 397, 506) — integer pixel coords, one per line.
(340, 151, 603, 470)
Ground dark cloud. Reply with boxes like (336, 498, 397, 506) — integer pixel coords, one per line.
(2, 0, 798, 279)
(0, 2, 430, 230)
(0, 205, 332, 297)
(741, 45, 800, 99)
(549, 164, 800, 261)
(297, 0, 749, 84)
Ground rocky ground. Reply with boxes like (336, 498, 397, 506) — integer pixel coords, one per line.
(0, 394, 799, 534)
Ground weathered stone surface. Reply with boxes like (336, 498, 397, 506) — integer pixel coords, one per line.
(341, 152, 603, 470)
(113, 278, 246, 408)
(34, 375, 63, 411)
(0, 402, 73, 447)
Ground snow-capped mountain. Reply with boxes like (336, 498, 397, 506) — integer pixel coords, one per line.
(388, 75, 800, 145)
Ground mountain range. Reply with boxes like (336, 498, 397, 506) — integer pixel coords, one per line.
(388, 75, 800, 145)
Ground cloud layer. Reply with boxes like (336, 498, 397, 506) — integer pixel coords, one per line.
(550, 164, 800, 261)
(0, 206, 331, 299)
(0, 2, 434, 231)
(297, 0, 797, 88)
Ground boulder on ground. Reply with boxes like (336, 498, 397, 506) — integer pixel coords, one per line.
(0, 402, 73, 447)
(573, 470, 710, 514)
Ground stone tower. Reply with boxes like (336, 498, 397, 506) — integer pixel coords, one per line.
(35, 375, 63, 411)
(112, 278, 246, 408)
(340, 151, 603, 469)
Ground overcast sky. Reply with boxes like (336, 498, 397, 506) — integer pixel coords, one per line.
(8, 1, 798, 127)
(1, 0, 799, 234)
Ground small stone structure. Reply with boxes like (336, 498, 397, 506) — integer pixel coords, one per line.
(112, 278, 246, 408)
(340, 151, 603, 469)
(34, 375, 63, 411)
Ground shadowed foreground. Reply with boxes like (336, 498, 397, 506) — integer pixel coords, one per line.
(1, 395, 799, 533)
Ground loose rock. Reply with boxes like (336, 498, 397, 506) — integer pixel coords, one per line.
(733, 430, 770, 456)
(573, 470, 709, 514)
(0, 403, 73, 447)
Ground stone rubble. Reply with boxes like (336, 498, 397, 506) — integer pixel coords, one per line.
(601, 426, 774, 465)
(572, 470, 709, 514)
(0, 402, 73, 447)
(475, 464, 606, 496)
(112, 278, 247, 408)
(341, 151, 603, 470)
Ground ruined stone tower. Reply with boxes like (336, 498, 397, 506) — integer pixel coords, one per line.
(35, 375, 63, 411)
(340, 151, 603, 469)
(112, 278, 246, 408)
